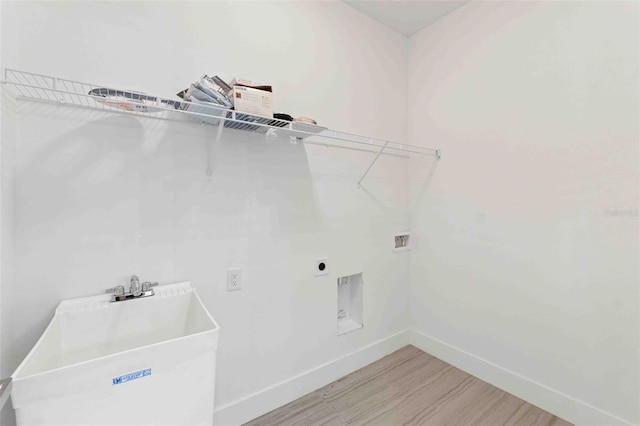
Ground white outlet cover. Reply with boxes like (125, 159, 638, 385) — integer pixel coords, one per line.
(314, 257, 329, 276)
(227, 268, 242, 291)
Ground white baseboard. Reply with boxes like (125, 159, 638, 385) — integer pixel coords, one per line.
(213, 329, 411, 426)
(409, 329, 634, 426)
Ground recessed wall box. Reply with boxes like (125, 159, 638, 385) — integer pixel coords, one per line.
(337, 273, 363, 336)
(393, 232, 411, 252)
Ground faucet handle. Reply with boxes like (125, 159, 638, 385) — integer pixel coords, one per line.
(142, 282, 158, 292)
(106, 285, 125, 296)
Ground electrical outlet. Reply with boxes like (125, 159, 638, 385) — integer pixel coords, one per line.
(227, 268, 242, 291)
(314, 257, 329, 277)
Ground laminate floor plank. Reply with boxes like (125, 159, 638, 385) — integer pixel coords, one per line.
(243, 345, 572, 426)
(331, 362, 461, 423)
(317, 346, 424, 401)
(244, 393, 346, 426)
(343, 367, 476, 425)
(323, 353, 452, 414)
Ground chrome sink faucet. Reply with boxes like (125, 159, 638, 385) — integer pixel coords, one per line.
(107, 275, 158, 302)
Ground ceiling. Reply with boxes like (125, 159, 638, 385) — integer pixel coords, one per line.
(344, 1, 470, 37)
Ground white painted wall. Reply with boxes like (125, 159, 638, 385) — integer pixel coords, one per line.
(0, 2, 410, 424)
(0, 2, 20, 420)
(3, 1, 637, 425)
(0, 0, 3, 382)
(408, 1, 639, 424)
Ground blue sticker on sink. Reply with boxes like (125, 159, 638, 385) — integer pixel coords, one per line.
(112, 368, 151, 385)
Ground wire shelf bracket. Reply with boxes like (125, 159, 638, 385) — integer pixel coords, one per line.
(206, 119, 225, 178)
(357, 140, 389, 188)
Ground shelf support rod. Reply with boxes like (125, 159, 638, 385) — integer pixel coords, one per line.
(357, 141, 389, 188)
(206, 118, 225, 177)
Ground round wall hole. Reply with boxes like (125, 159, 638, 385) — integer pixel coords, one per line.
(318, 262, 326, 271)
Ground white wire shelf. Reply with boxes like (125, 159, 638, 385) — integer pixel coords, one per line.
(1, 69, 440, 184)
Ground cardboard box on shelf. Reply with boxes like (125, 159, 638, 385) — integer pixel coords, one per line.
(228, 78, 272, 93)
(231, 86, 273, 118)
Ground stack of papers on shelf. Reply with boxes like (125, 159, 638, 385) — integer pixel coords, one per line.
(178, 75, 233, 125)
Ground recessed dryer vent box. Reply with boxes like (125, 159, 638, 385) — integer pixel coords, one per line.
(393, 232, 411, 252)
(337, 273, 363, 336)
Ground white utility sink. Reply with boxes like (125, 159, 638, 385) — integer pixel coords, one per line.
(11, 281, 219, 426)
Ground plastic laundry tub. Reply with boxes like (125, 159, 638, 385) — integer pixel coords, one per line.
(10, 281, 219, 426)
